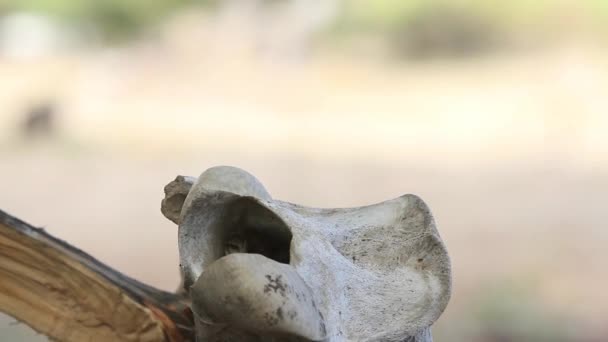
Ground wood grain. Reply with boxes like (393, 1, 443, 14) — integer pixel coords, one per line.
(0, 209, 194, 342)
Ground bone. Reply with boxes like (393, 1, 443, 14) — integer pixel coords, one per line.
(190, 253, 327, 341)
(182, 166, 272, 217)
(161, 175, 196, 224)
(172, 166, 451, 341)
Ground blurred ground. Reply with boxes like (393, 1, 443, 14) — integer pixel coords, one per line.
(1, 1, 608, 341)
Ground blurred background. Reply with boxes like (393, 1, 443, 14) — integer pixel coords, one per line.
(0, 0, 607, 341)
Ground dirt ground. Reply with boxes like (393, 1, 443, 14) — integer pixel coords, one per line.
(1, 43, 607, 340)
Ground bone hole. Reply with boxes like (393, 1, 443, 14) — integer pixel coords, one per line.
(223, 197, 292, 264)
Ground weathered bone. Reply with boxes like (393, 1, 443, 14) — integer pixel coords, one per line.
(161, 175, 197, 224)
(192, 254, 327, 340)
(161, 166, 451, 341)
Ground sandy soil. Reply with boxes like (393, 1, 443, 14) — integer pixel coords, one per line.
(1, 43, 607, 340)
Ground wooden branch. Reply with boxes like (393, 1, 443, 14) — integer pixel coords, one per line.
(0, 209, 194, 342)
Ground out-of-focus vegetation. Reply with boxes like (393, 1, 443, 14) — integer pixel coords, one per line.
(334, 0, 608, 57)
(470, 282, 573, 342)
(0, 0, 210, 42)
(435, 280, 577, 342)
(2, 0, 608, 51)
(337, 0, 608, 30)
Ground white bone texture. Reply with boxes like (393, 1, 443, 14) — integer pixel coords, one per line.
(162, 166, 451, 342)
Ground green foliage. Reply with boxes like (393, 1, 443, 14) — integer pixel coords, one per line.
(330, 0, 608, 58)
(333, 1, 499, 58)
(0, 0, 212, 42)
(3, 0, 608, 47)
(335, 0, 596, 32)
(470, 280, 575, 342)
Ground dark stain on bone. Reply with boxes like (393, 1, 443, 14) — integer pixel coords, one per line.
(295, 291, 308, 303)
(264, 312, 280, 326)
(316, 307, 324, 320)
(235, 296, 254, 314)
(415, 256, 428, 271)
(319, 319, 327, 337)
(276, 307, 284, 320)
(307, 299, 327, 336)
(264, 274, 287, 297)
